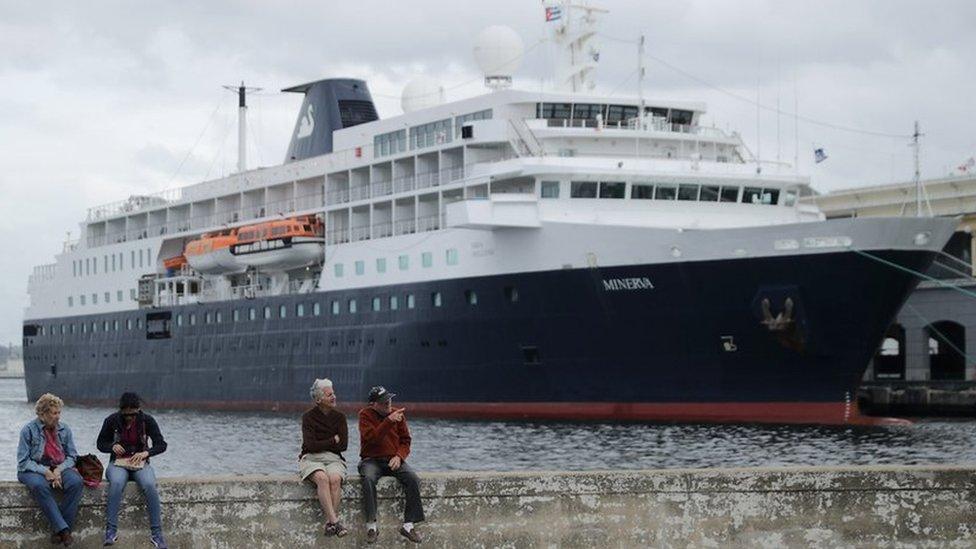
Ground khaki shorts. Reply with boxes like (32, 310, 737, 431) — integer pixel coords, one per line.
(299, 451, 347, 481)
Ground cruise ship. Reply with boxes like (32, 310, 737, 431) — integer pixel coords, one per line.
(21, 3, 956, 424)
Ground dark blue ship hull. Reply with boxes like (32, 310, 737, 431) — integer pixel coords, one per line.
(22, 249, 933, 424)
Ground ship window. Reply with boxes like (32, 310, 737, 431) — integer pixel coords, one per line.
(571, 181, 598, 198)
(407, 294, 416, 309)
(431, 291, 442, 307)
(372, 297, 381, 311)
(272, 226, 287, 237)
(68, 296, 73, 307)
(572, 103, 602, 120)
(334, 263, 344, 278)
(348, 299, 358, 313)
(504, 286, 520, 303)
(131, 250, 135, 269)
(466, 290, 478, 305)
(92, 293, 98, 304)
(138, 250, 144, 268)
(422, 252, 433, 268)
(631, 183, 654, 199)
(233, 309, 240, 322)
(104, 292, 111, 303)
(296, 304, 305, 317)
(249, 308, 256, 321)
(599, 182, 626, 199)
(61, 324, 66, 335)
(331, 300, 340, 315)
(784, 189, 797, 207)
(390, 295, 399, 310)
(446, 248, 458, 266)
(743, 187, 764, 204)
(137, 318, 143, 329)
(538, 102, 572, 120)
(103, 256, 107, 273)
(177, 314, 183, 327)
(113, 320, 119, 331)
(355, 261, 365, 275)
(80, 294, 86, 305)
(126, 318, 132, 330)
(279, 305, 287, 318)
(541, 181, 560, 198)
(700, 186, 720, 202)
(71, 324, 76, 334)
(678, 184, 700, 201)
(205, 312, 212, 324)
(82, 323, 87, 334)
(215, 311, 222, 324)
(720, 186, 739, 202)
(399, 255, 409, 271)
(669, 109, 694, 126)
(189, 313, 196, 326)
(376, 258, 387, 273)
(762, 188, 780, 205)
(111, 254, 116, 272)
(654, 185, 677, 200)
(313, 302, 321, 316)
(130, 289, 137, 301)
(263, 306, 272, 319)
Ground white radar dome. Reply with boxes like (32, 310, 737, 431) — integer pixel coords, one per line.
(473, 25, 524, 89)
(400, 78, 445, 114)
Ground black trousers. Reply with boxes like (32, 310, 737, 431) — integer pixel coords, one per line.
(358, 458, 425, 524)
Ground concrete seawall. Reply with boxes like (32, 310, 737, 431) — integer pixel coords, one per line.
(1, 466, 974, 548)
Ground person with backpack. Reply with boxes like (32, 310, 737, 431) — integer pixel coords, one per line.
(16, 393, 83, 547)
(96, 392, 168, 548)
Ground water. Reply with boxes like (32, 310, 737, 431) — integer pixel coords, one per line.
(3, 378, 976, 481)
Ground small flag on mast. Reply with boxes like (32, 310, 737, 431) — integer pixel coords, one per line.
(545, 6, 562, 21)
(814, 147, 828, 164)
(957, 157, 975, 173)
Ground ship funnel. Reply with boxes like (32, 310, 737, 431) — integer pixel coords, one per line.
(282, 78, 379, 163)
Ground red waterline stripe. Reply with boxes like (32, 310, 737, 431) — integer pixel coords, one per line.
(67, 399, 910, 426)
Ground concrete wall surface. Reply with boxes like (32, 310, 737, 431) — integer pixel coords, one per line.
(1, 466, 975, 548)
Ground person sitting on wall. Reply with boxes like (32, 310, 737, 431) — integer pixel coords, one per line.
(358, 386, 425, 544)
(16, 393, 84, 547)
(96, 392, 169, 548)
(300, 377, 350, 537)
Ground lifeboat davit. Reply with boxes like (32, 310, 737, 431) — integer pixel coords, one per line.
(184, 229, 246, 275)
(231, 215, 324, 271)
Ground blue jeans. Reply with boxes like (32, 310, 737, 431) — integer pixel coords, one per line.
(17, 468, 84, 533)
(105, 463, 162, 536)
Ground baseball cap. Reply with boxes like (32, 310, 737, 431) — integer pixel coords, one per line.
(367, 386, 396, 403)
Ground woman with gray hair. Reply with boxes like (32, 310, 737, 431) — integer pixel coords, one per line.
(299, 378, 350, 537)
(16, 393, 83, 546)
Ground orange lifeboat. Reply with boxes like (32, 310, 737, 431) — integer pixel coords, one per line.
(231, 215, 324, 271)
(184, 228, 246, 274)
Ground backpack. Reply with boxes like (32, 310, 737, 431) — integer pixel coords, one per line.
(75, 454, 104, 488)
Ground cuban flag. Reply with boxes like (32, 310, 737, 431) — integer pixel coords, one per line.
(814, 147, 828, 164)
(545, 6, 562, 21)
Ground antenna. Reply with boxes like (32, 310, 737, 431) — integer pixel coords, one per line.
(637, 33, 646, 118)
(223, 82, 262, 173)
(912, 120, 925, 217)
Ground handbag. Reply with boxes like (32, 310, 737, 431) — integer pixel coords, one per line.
(114, 456, 145, 471)
(75, 454, 105, 487)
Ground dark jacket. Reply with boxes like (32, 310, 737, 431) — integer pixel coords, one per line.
(96, 411, 167, 463)
(300, 406, 348, 459)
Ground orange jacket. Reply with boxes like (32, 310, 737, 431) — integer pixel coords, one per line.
(358, 407, 411, 461)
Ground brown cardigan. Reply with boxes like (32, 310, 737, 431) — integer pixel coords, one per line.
(300, 406, 348, 459)
(358, 407, 411, 461)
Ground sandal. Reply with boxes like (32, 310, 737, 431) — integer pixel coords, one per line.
(333, 522, 349, 538)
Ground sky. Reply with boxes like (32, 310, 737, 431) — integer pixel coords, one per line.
(1, 0, 975, 344)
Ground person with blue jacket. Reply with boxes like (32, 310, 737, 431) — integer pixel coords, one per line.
(16, 393, 83, 547)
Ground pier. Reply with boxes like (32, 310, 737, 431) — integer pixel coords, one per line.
(2, 466, 974, 547)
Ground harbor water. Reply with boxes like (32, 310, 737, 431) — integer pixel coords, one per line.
(3, 378, 976, 481)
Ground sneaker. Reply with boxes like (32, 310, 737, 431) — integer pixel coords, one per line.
(333, 522, 349, 538)
(399, 526, 423, 543)
(150, 533, 168, 549)
(103, 529, 118, 546)
(366, 528, 379, 544)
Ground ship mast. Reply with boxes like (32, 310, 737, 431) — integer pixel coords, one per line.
(223, 82, 262, 173)
(543, 0, 607, 93)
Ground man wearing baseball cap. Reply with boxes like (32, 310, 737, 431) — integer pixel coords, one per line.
(358, 386, 425, 543)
